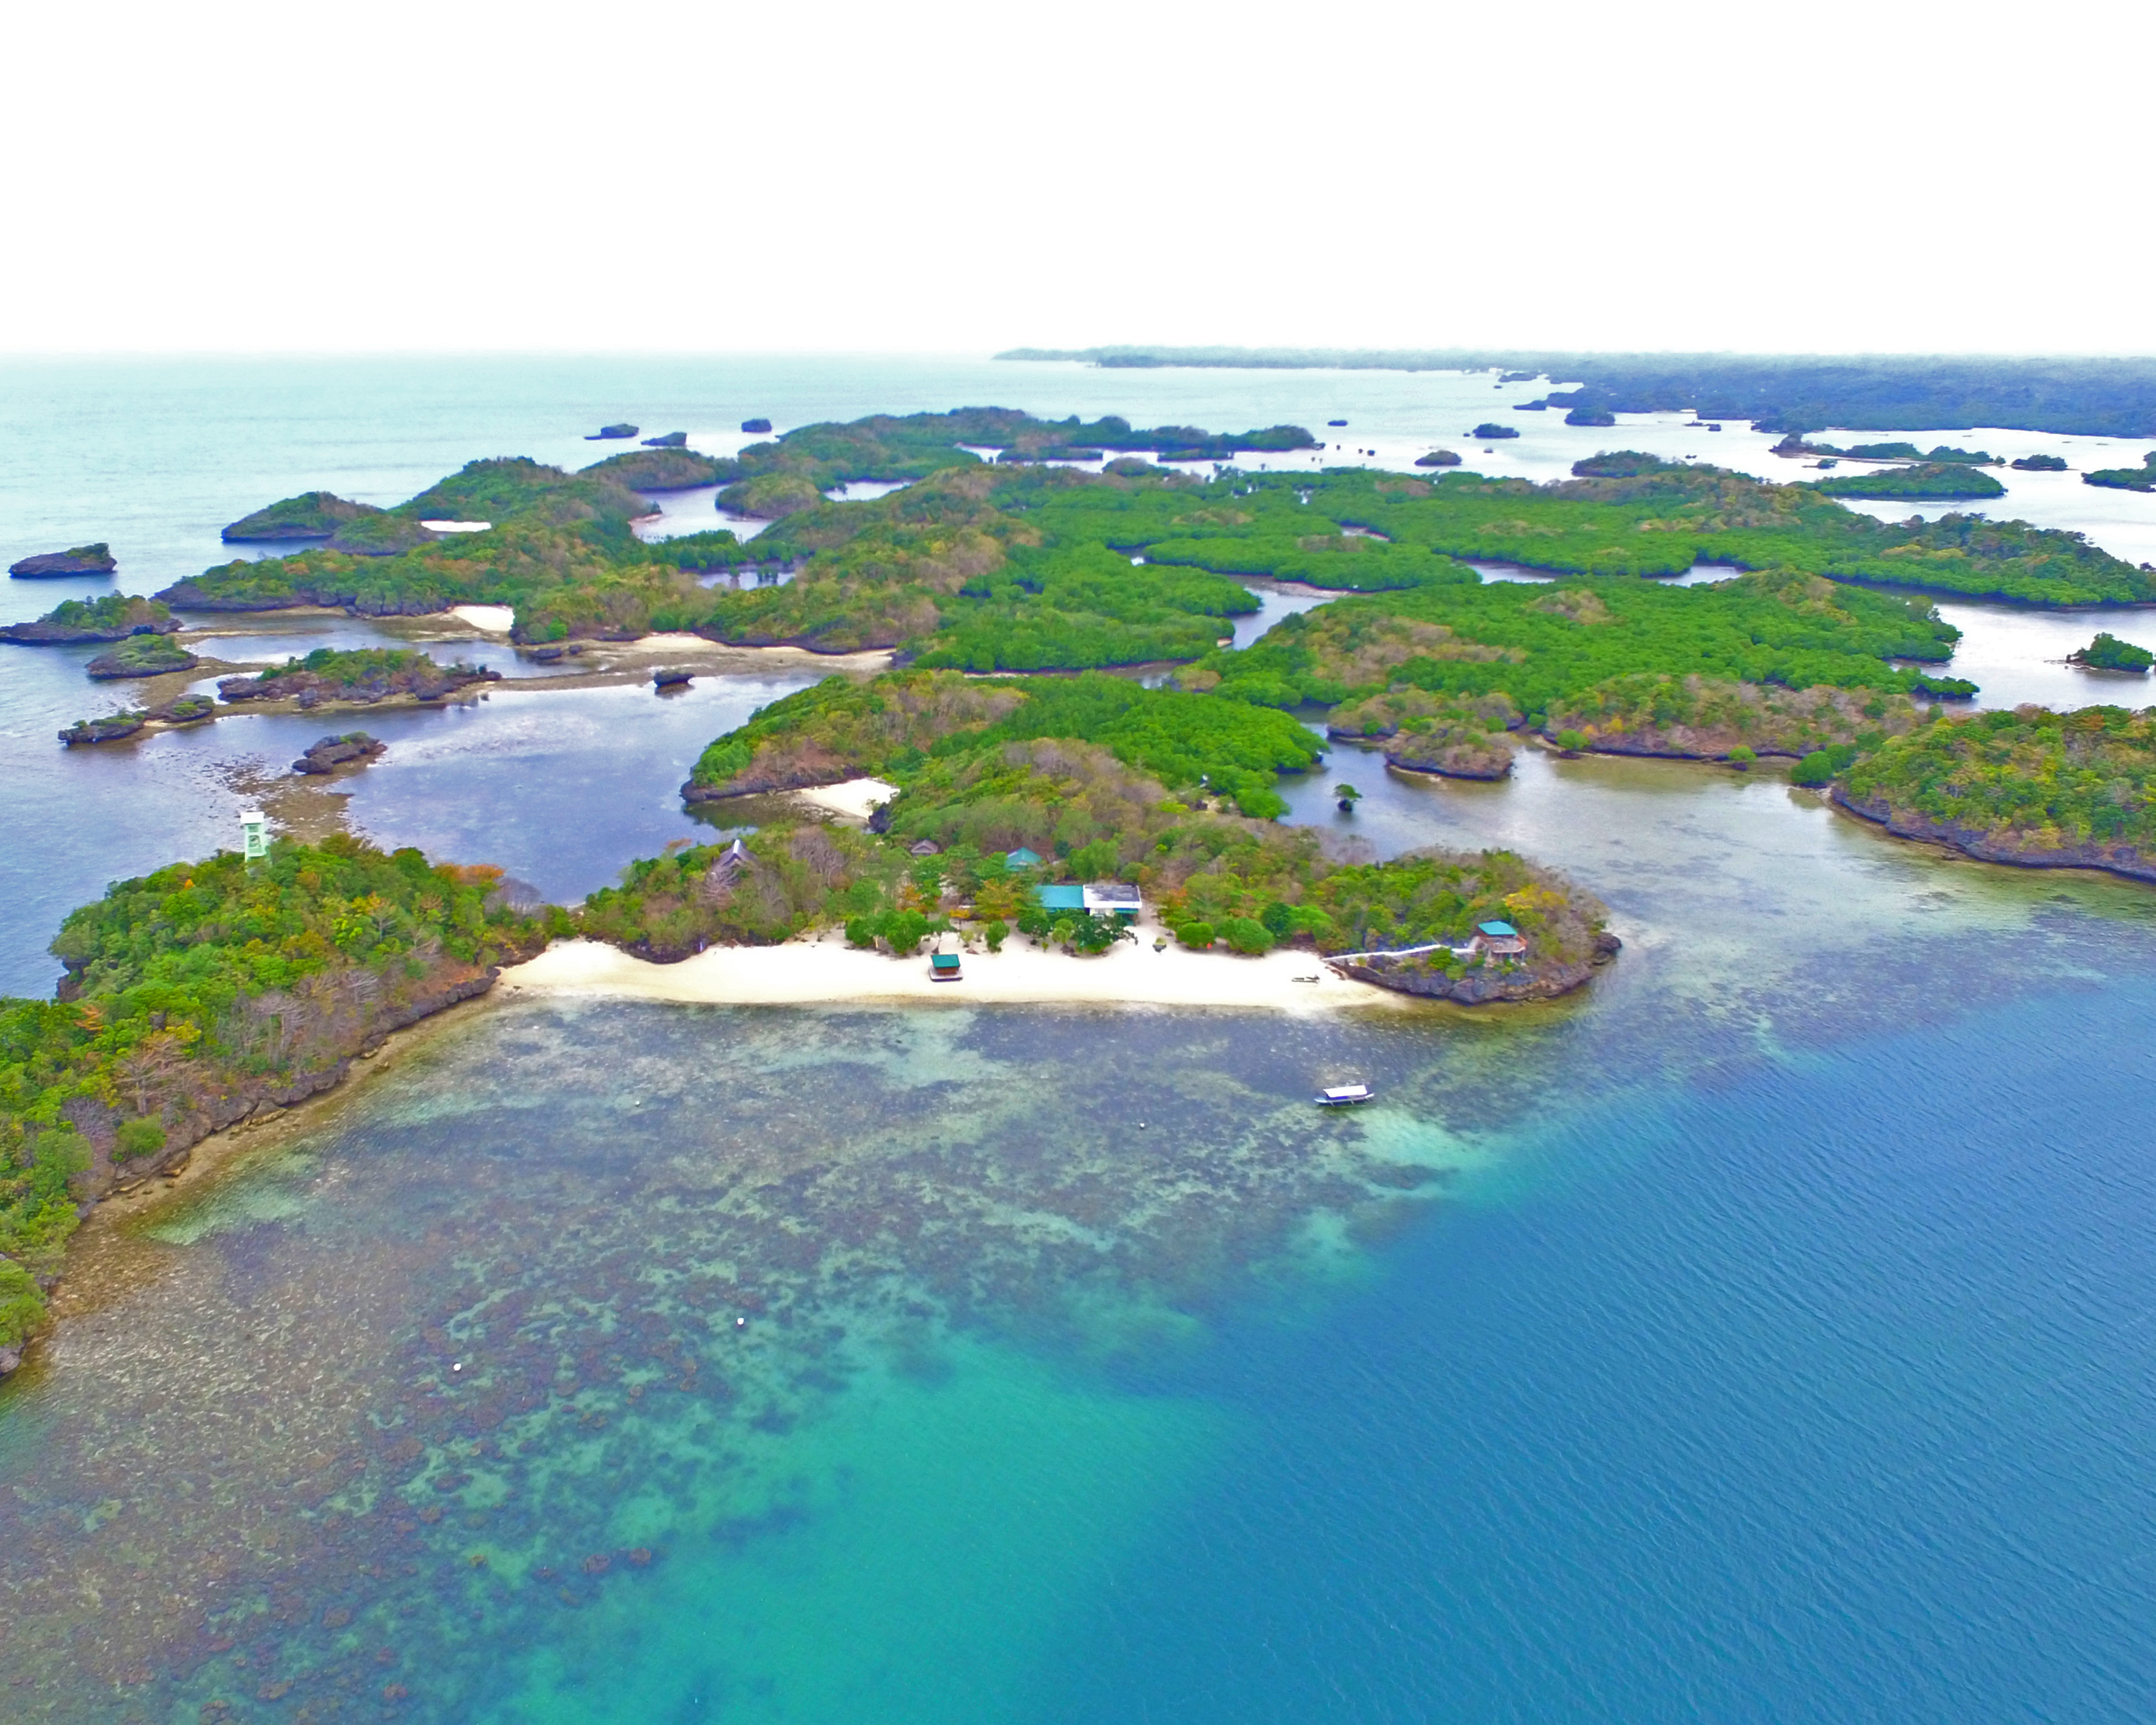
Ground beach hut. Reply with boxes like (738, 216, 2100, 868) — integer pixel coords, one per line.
(1472, 919, 1526, 957)
(1082, 883, 1143, 921)
(929, 931, 962, 981)
(1034, 883, 1086, 914)
(1004, 847, 1043, 869)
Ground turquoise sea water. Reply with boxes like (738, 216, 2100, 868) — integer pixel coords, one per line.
(3, 358, 2155, 1722)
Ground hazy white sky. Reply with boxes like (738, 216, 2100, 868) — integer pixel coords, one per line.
(6, 0, 2148, 355)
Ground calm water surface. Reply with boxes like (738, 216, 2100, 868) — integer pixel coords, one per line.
(2, 359, 2154, 1723)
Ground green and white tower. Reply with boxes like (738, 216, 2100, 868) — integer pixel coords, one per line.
(240, 809, 269, 861)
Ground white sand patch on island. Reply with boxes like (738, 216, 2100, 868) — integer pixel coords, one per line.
(500, 936, 1408, 1013)
(448, 604, 516, 633)
(791, 778, 898, 822)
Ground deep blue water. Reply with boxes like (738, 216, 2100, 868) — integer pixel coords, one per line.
(1049, 983, 2156, 1723)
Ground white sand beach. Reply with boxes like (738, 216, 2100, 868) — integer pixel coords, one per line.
(790, 777, 899, 822)
(499, 935, 1408, 1013)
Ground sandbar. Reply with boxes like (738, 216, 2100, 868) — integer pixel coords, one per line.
(499, 935, 1406, 1013)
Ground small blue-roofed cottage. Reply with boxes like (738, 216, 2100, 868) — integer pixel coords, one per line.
(1473, 919, 1526, 957)
(1005, 847, 1044, 869)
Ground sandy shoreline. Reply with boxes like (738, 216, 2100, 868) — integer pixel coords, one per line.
(499, 935, 1409, 1012)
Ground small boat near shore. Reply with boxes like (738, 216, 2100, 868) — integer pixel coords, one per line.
(1316, 1083, 1373, 1107)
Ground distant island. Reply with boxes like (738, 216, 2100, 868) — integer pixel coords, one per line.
(998, 348, 2156, 437)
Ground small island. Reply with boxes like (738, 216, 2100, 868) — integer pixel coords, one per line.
(218, 645, 499, 708)
(86, 635, 199, 678)
(1563, 408, 1617, 427)
(2067, 631, 2154, 672)
(9, 543, 115, 579)
(1812, 463, 2007, 500)
(587, 422, 639, 440)
(1470, 423, 1521, 440)
(292, 731, 387, 773)
(2010, 453, 2068, 472)
(641, 431, 689, 448)
(1414, 449, 1462, 467)
(1, 594, 178, 645)
(740, 417, 773, 433)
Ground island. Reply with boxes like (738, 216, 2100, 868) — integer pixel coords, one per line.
(56, 694, 214, 745)
(292, 731, 387, 773)
(1828, 705, 2156, 883)
(1414, 449, 1462, 467)
(2083, 452, 2156, 493)
(1000, 349, 2156, 438)
(85, 635, 198, 678)
(0, 594, 179, 645)
(1811, 463, 2007, 500)
(741, 417, 773, 433)
(221, 491, 382, 542)
(216, 645, 499, 707)
(1470, 423, 1520, 440)
(642, 431, 689, 448)
(1563, 408, 1617, 427)
(587, 423, 639, 439)
(2067, 632, 2154, 672)
(662, 667, 1613, 999)
(9, 543, 115, 579)
(2011, 454, 2068, 472)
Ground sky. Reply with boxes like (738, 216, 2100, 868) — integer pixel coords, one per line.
(5, 0, 2150, 356)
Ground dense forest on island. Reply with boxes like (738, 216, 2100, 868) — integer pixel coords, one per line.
(157, 420, 2154, 678)
(998, 349, 2156, 437)
(0, 838, 549, 1352)
(1834, 705, 2156, 875)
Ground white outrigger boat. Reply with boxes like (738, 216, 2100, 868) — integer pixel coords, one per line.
(1315, 1083, 1374, 1107)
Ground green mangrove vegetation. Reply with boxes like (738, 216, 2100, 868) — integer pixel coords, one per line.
(221, 492, 382, 542)
(2083, 452, 2156, 492)
(2068, 632, 2155, 672)
(0, 837, 548, 1351)
(1812, 464, 2007, 500)
(215, 646, 497, 705)
(1834, 704, 2156, 871)
(154, 421, 2153, 685)
(1187, 567, 1956, 718)
(0, 593, 178, 645)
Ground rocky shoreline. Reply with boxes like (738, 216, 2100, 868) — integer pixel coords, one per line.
(9, 543, 116, 578)
(1327, 932, 1621, 1003)
(1830, 787, 2156, 883)
(0, 964, 508, 1379)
